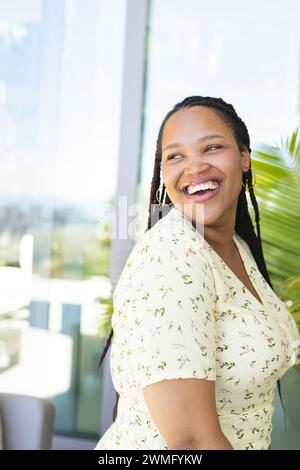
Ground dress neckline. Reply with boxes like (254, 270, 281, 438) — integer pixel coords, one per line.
(168, 205, 265, 309)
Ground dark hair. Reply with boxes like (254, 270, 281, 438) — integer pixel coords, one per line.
(98, 95, 285, 424)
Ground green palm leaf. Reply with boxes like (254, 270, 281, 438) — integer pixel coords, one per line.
(251, 128, 300, 331)
(96, 294, 114, 339)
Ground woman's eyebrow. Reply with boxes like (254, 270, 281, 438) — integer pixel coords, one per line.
(162, 134, 225, 152)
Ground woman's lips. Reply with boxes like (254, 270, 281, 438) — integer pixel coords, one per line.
(182, 182, 222, 203)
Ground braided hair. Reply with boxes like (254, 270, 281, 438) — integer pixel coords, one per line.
(98, 95, 284, 424)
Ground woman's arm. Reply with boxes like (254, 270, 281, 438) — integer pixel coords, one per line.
(143, 377, 234, 450)
(169, 434, 233, 450)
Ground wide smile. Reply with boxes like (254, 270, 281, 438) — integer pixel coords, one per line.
(181, 181, 222, 203)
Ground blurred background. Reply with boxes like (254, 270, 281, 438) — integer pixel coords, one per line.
(0, 0, 299, 450)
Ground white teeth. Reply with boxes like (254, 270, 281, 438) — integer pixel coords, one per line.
(186, 181, 219, 195)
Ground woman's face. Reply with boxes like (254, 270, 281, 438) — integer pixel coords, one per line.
(161, 106, 250, 229)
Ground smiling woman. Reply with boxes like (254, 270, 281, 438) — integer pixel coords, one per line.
(160, 105, 251, 234)
(96, 96, 299, 450)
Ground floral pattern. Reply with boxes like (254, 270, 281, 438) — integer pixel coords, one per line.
(95, 205, 299, 450)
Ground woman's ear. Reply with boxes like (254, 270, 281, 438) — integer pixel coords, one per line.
(241, 148, 251, 172)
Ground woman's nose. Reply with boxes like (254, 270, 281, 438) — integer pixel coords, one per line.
(183, 153, 211, 175)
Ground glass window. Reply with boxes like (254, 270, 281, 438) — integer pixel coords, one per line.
(0, 0, 126, 438)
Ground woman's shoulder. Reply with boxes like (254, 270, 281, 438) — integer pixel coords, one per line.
(113, 207, 216, 300)
(137, 206, 207, 252)
(124, 206, 212, 275)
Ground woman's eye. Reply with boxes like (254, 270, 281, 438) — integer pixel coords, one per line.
(206, 144, 222, 152)
(167, 154, 181, 161)
(167, 145, 222, 160)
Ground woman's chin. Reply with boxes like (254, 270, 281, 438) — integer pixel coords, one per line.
(177, 200, 219, 226)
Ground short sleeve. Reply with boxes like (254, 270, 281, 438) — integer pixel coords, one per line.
(125, 235, 217, 388)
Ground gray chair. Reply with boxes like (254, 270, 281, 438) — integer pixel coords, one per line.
(0, 393, 55, 450)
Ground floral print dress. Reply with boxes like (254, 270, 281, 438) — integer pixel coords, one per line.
(95, 205, 299, 450)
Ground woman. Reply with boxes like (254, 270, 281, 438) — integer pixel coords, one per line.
(95, 96, 299, 450)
